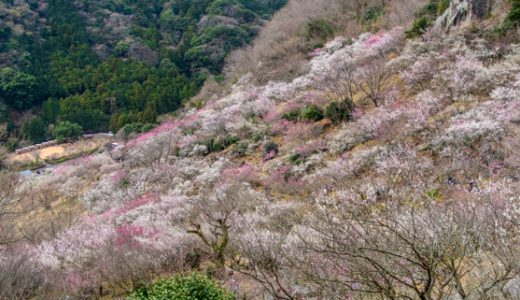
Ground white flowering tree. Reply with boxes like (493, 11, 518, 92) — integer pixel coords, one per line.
(289, 185, 520, 300)
(186, 183, 261, 275)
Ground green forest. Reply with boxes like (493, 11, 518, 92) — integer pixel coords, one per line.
(0, 0, 286, 147)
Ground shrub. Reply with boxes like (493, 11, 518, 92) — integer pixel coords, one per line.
(289, 153, 303, 165)
(426, 188, 441, 200)
(300, 105, 324, 121)
(437, 0, 450, 14)
(129, 273, 235, 300)
(263, 141, 279, 161)
(305, 19, 335, 41)
(231, 140, 249, 157)
(282, 109, 301, 121)
(419, 0, 442, 16)
(283, 105, 325, 122)
(364, 5, 384, 22)
(202, 135, 240, 153)
(405, 16, 429, 39)
(324, 98, 354, 124)
(507, 0, 520, 26)
(55, 121, 83, 143)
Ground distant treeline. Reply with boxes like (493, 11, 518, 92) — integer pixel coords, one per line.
(0, 0, 287, 146)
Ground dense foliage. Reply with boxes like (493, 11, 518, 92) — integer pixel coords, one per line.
(405, 0, 450, 38)
(130, 273, 235, 300)
(507, 0, 520, 26)
(54, 121, 83, 143)
(0, 0, 286, 145)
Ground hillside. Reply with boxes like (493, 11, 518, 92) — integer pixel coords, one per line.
(2, 0, 520, 299)
(0, 0, 286, 151)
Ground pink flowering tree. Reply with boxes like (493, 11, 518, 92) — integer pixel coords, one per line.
(295, 139, 327, 158)
(283, 121, 319, 144)
(264, 164, 306, 194)
(220, 163, 262, 186)
(126, 121, 178, 148)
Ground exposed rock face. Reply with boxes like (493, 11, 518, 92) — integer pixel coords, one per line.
(435, 0, 493, 31)
(471, 0, 492, 17)
(504, 276, 520, 300)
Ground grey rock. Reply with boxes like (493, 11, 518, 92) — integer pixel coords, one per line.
(435, 0, 493, 32)
(504, 275, 520, 299)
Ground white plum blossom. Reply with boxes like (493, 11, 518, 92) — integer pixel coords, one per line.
(400, 55, 436, 88)
(449, 55, 491, 96)
(10, 23, 520, 300)
(435, 97, 520, 149)
(490, 74, 520, 102)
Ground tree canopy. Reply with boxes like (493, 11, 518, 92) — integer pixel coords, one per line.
(0, 0, 287, 146)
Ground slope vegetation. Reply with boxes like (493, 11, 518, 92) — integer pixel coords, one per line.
(0, 0, 286, 149)
(2, 0, 520, 299)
